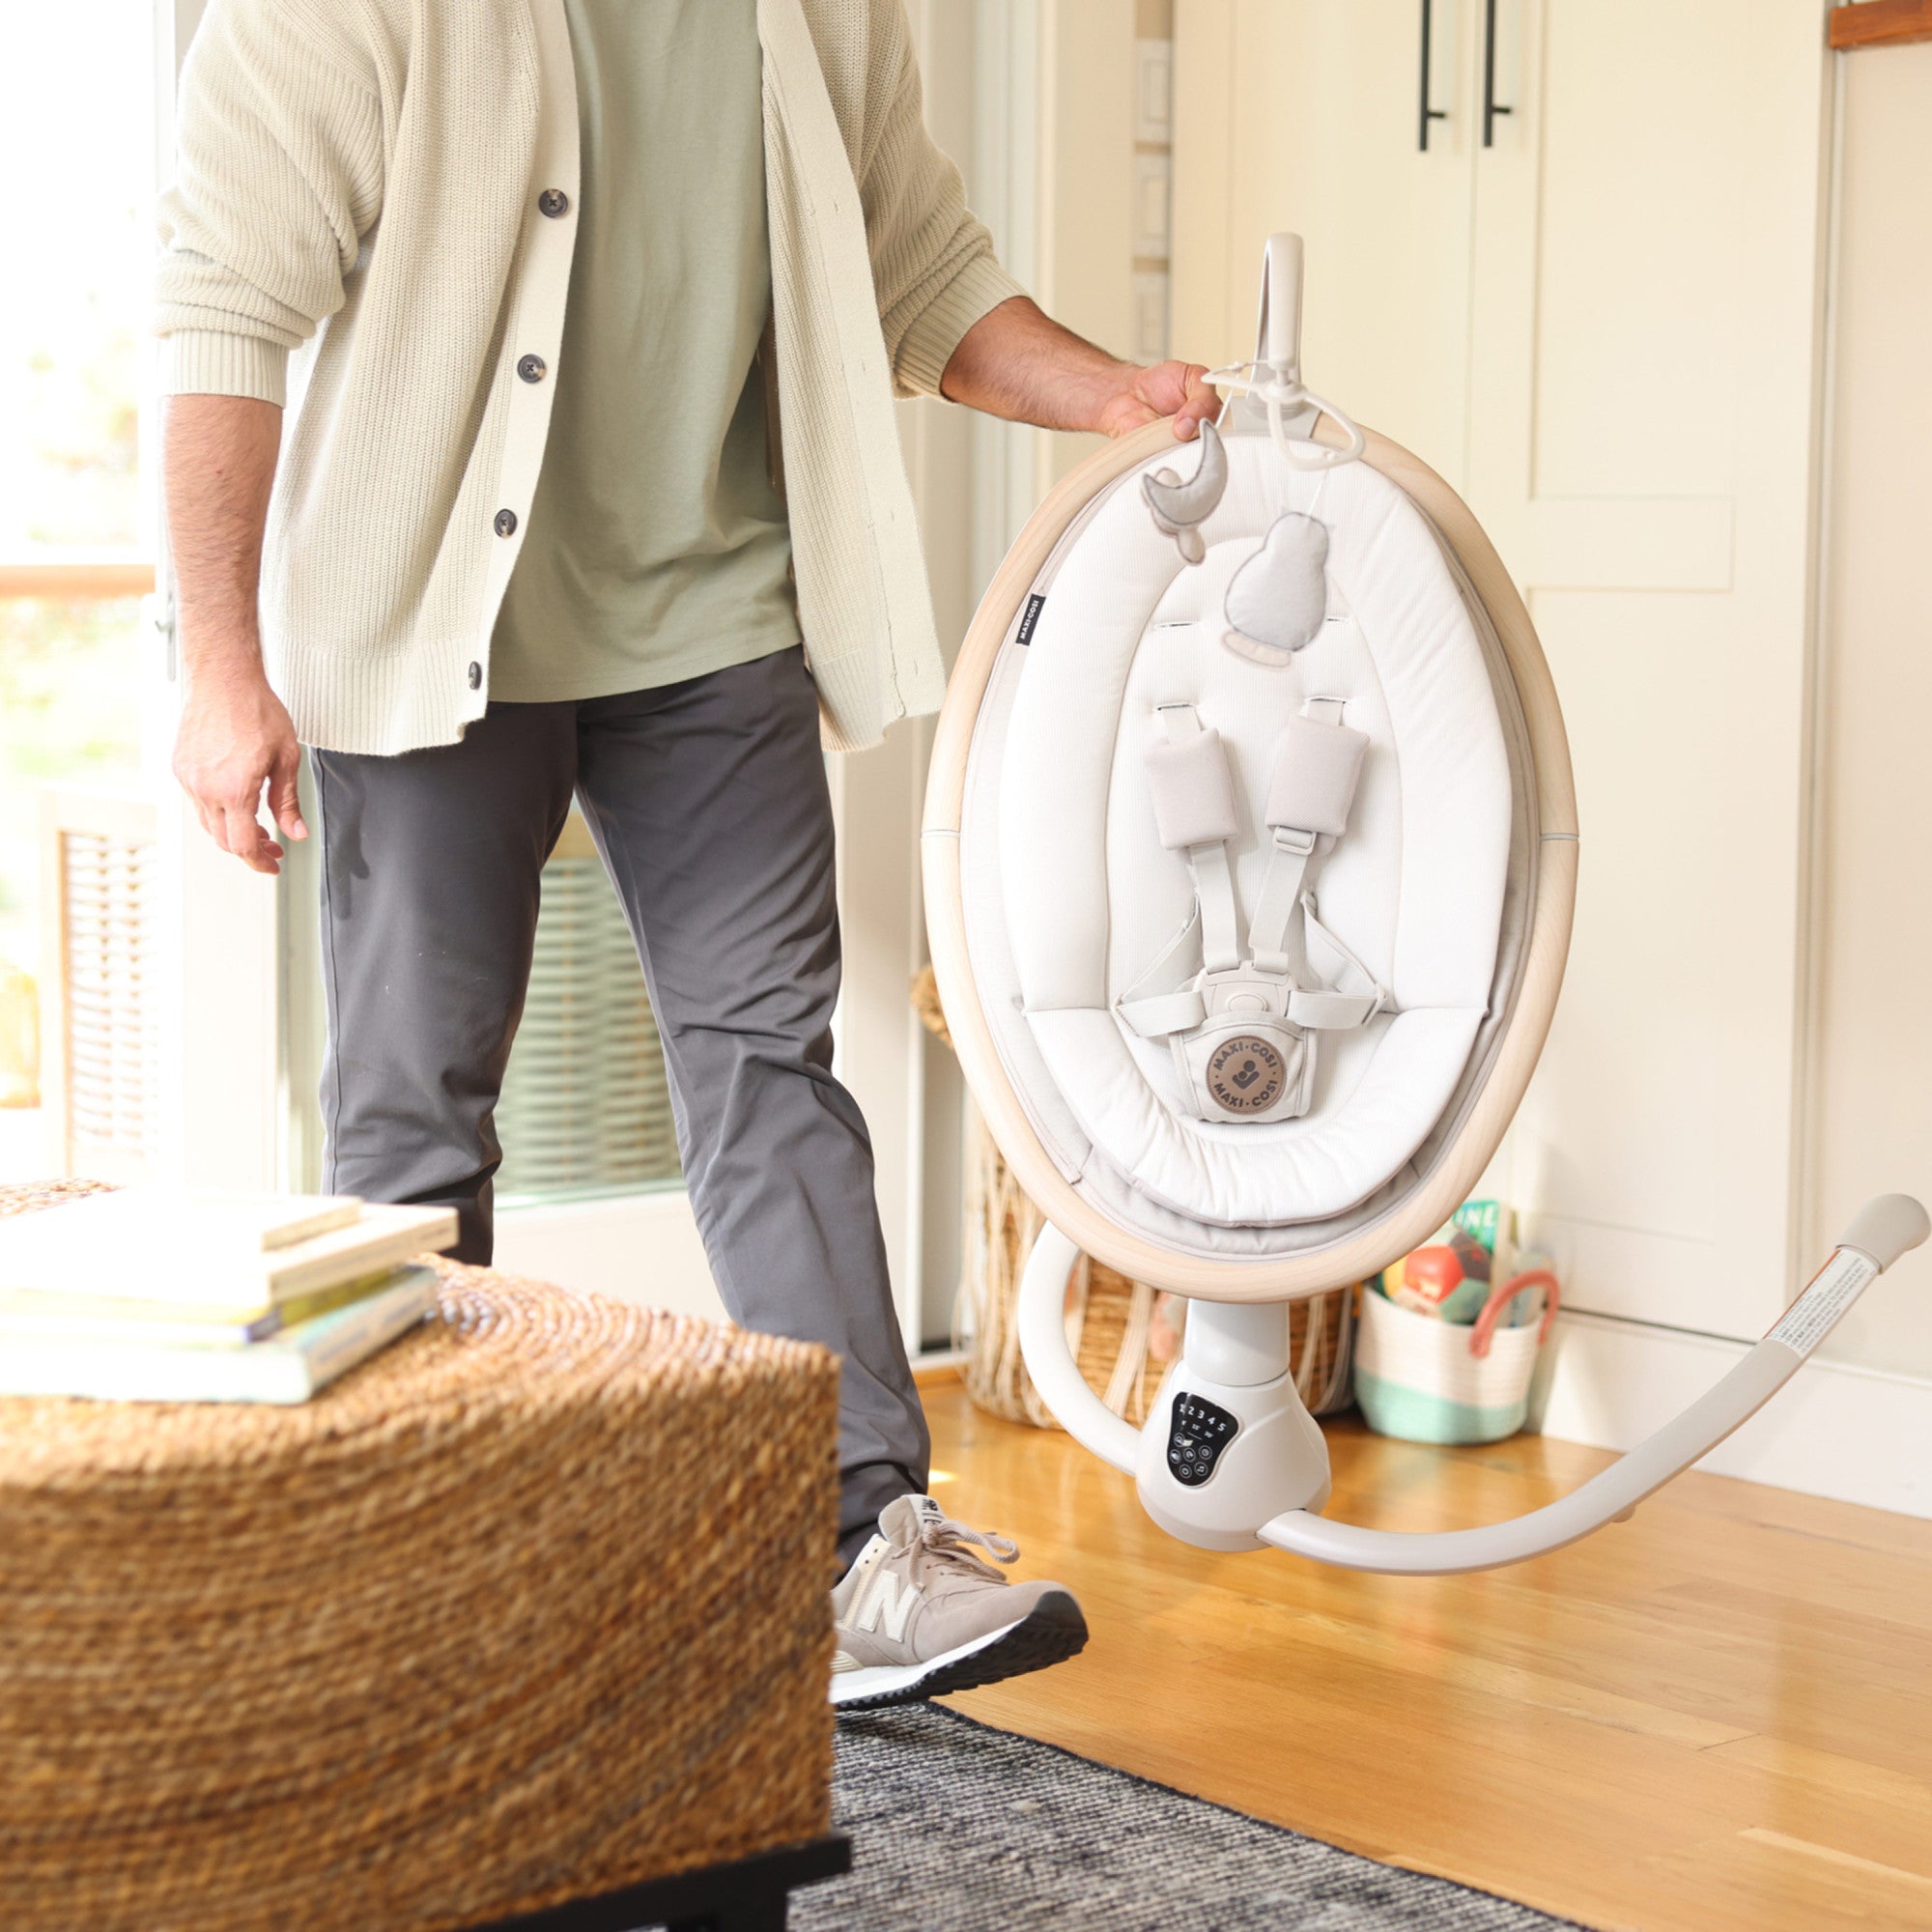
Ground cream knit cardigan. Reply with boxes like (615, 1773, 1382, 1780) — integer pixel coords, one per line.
(156, 0, 1024, 755)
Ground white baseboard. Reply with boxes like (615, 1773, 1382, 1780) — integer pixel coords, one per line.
(1531, 1310, 1932, 1520)
(493, 1189, 726, 1323)
(492, 1193, 968, 1365)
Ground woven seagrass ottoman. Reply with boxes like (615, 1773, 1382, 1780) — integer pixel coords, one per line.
(0, 1181, 846, 1932)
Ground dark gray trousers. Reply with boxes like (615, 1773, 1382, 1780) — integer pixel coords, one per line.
(312, 646, 928, 1563)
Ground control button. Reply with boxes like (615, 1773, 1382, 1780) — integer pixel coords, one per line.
(494, 508, 518, 537)
(466, 662, 482, 691)
(517, 354, 547, 384)
(538, 187, 570, 217)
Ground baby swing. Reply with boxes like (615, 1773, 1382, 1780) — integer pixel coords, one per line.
(923, 235, 1925, 1574)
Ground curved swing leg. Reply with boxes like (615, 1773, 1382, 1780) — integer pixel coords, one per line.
(1015, 1221, 1141, 1476)
(1262, 1339, 1802, 1575)
(1259, 1194, 1927, 1575)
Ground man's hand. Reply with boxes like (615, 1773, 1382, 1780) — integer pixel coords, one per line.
(1090, 357, 1218, 441)
(940, 296, 1217, 441)
(173, 670, 305, 876)
(162, 393, 300, 874)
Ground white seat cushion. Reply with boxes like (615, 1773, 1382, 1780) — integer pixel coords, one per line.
(994, 436, 1512, 1227)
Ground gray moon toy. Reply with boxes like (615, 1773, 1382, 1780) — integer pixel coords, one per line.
(1141, 419, 1229, 565)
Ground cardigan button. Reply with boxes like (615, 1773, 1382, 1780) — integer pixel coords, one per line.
(538, 188, 570, 217)
(494, 508, 518, 537)
(517, 354, 547, 384)
(467, 662, 482, 691)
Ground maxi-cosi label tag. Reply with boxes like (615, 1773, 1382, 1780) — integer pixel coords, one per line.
(1767, 1247, 1876, 1355)
(1015, 593, 1046, 645)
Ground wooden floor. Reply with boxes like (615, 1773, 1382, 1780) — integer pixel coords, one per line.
(922, 1378, 1932, 1932)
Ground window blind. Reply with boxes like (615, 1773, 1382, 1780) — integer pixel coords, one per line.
(59, 819, 159, 1167)
(496, 820, 682, 1200)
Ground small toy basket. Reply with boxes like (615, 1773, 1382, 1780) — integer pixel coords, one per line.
(1353, 1267, 1559, 1444)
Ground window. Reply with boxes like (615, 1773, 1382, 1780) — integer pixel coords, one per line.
(0, 4, 156, 1181)
(282, 812, 687, 1206)
(495, 817, 684, 1203)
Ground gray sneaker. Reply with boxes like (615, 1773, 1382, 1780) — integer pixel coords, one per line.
(830, 1495, 1088, 1711)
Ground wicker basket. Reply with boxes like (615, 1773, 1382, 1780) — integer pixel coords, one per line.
(0, 1180, 840, 1932)
(914, 971, 1354, 1432)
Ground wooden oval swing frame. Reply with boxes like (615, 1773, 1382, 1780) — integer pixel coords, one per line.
(921, 415, 1578, 1303)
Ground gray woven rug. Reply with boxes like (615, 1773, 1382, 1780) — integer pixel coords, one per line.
(801, 1706, 1586, 1932)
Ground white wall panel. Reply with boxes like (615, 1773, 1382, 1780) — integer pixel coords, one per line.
(1805, 41, 1932, 1380)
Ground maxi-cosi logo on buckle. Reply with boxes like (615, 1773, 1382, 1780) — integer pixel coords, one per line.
(852, 1568, 921, 1642)
(1207, 1034, 1286, 1115)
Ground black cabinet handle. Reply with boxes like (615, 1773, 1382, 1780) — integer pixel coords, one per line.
(1418, 0, 1448, 151)
(1483, 0, 1514, 146)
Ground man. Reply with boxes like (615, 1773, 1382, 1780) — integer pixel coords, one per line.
(158, 0, 1214, 1709)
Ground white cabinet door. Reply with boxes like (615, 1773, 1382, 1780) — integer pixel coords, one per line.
(1173, 0, 1480, 483)
(1172, 0, 1829, 1342)
(1473, 0, 1828, 1337)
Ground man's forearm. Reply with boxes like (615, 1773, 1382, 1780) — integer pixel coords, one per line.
(939, 296, 1216, 442)
(164, 391, 307, 876)
(939, 297, 1135, 432)
(163, 393, 282, 690)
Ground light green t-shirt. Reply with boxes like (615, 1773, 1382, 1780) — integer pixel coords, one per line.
(491, 0, 797, 702)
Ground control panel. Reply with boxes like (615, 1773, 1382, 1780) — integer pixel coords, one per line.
(1165, 1390, 1239, 1487)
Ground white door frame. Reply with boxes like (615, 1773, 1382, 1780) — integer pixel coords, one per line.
(149, 0, 286, 1195)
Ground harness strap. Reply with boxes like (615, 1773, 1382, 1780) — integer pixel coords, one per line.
(1153, 705, 1243, 974)
(1248, 697, 1366, 974)
(1124, 698, 1390, 1061)
(1120, 986, 1208, 1038)
(1115, 903, 1207, 1039)
(1247, 830, 1315, 979)
(1293, 895, 1386, 1027)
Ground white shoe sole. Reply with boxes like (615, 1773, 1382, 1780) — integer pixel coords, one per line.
(830, 1591, 1088, 1712)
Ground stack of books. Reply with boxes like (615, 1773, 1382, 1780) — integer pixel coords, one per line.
(0, 1189, 458, 1405)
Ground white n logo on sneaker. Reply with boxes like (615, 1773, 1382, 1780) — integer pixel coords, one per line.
(852, 1569, 920, 1642)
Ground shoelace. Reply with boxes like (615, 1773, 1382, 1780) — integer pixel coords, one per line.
(914, 1512, 1020, 1583)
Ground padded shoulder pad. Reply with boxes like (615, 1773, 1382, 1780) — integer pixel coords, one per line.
(1265, 714, 1368, 838)
(1146, 726, 1241, 850)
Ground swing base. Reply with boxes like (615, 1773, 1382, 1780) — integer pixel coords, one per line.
(1017, 1201, 1927, 1577)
